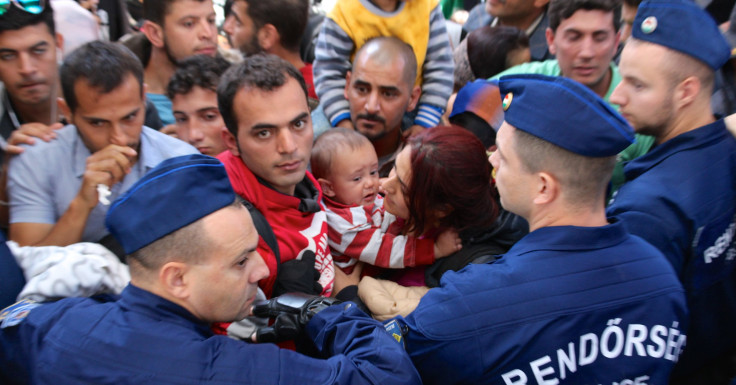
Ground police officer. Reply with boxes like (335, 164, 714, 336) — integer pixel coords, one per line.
(387, 74, 688, 384)
(605, 0, 736, 382)
(0, 154, 421, 385)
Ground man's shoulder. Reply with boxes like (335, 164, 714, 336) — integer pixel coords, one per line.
(493, 59, 560, 79)
(13, 125, 78, 162)
(141, 127, 198, 157)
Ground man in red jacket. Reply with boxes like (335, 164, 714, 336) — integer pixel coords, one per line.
(217, 54, 333, 300)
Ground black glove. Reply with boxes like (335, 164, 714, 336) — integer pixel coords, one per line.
(251, 293, 342, 343)
(272, 251, 323, 297)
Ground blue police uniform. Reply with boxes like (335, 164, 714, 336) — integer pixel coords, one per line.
(397, 222, 688, 385)
(387, 74, 688, 384)
(0, 284, 419, 385)
(605, 0, 736, 377)
(0, 154, 422, 385)
(607, 120, 736, 374)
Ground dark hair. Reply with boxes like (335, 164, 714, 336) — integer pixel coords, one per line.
(0, 1, 55, 36)
(167, 55, 231, 99)
(218, 53, 307, 136)
(241, 0, 309, 52)
(60, 41, 144, 113)
(622, 0, 642, 7)
(467, 26, 529, 79)
(404, 126, 499, 235)
(448, 114, 496, 149)
(144, 0, 208, 26)
(548, 0, 622, 32)
(311, 127, 372, 180)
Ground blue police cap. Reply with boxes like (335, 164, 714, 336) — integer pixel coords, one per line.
(450, 79, 504, 129)
(105, 154, 235, 255)
(498, 74, 635, 157)
(632, 0, 730, 70)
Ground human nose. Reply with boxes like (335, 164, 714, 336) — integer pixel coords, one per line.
(578, 37, 595, 59)
(188, 124, 205, 143)
(276, 129, 297, 154)
(365, 91, 380, 113)
(223, 16, 234, 36)
(609, 83, 626, 108)
(249, 252, 270, 282)
(17, 52, 37, 77)
(109, 124, 127, 146)
(199, 18, 216, 40)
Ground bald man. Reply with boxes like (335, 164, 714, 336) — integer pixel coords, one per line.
(343, 37, 421, 172)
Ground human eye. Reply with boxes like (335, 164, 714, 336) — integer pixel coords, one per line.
(293, 119, 308, 130)
(255, 129, 272, 139)
(123, 112, 138, 122)
(31, 46, 48, 56)
(182, 19, 195, 28)
(0, 52, 16, 61)
(382, 90, 398, 99)
(203, 112, 220, 121)
(237, 256, 249, 267)
(369, 169, 378, 176)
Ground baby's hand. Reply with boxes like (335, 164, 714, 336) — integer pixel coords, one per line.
(434, 228, 462, 259)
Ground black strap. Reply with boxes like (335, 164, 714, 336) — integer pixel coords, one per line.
(242, 200, 281, 276)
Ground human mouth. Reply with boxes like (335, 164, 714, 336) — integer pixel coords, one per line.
(277, 160, 302, 172)
(195, 46, 217, 56)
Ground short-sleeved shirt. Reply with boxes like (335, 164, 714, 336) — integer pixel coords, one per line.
(8, 125, 197, 242)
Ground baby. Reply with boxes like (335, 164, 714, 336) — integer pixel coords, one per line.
(311, 128, 461, 274)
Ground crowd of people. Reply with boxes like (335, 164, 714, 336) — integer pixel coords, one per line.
(0, 0, 734, 383)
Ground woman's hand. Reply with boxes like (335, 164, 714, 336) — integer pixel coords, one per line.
(433, 228, 462, 259)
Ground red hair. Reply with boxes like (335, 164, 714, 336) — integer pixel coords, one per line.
(403, 126, 499, 235)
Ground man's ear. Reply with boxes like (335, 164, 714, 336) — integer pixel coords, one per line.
(533, 171, 558, 206)
(142, 20, 165, 49)
(58, 97, 72, 122)
(223, 130, 240, 156)
(344, 71, 352, 100)
(406, 84, 421, 112)
(318, 178, 336, 197)
(258, 24, 279, 52)
(533, 0, 550, 7)
(55, 33, 64, 61)
(673, 76, 701, 111)
(159, 261, 190, 300)
(545, 28, 556, 56)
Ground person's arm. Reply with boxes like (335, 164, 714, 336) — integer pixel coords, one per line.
(414, 4, 455, 129)
(327, 205, 437, 269)
(250, 295, 422, 384)
(9, 144, 137, 246)
(0, 123, 62, 228)
(313, 18, 355, 127)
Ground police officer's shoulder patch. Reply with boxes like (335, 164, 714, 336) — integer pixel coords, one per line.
(0, 299, 39, 329)
(384, 319, 405, 349)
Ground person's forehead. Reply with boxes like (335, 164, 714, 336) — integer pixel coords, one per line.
(0, 23, 55, 48)
(73, 74, 142, 111)
(558, 8, 616, 32)
(353, 56, 408, 86)
(164, 0, 215, 19)
(234, 79, 308, 125)
(172, 86, 218, 106)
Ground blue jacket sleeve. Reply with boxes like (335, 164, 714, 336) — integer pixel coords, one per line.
(306, 303, 422, 385)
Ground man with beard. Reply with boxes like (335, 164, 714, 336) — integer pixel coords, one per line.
(139, 0, 218, 125)
(606, 0, 736, 382)
(7, 41, 196, 249)
(493, 0, 653, 194)
(222, 0, 317, 100)
(344, 37, 420, 174)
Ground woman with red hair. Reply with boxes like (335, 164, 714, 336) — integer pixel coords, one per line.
(355, 126, 527, 318)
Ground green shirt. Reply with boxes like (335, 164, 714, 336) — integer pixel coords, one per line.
(492, 59, 655, 195)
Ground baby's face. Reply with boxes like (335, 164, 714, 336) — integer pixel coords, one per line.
(327, 143, 380, 207)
